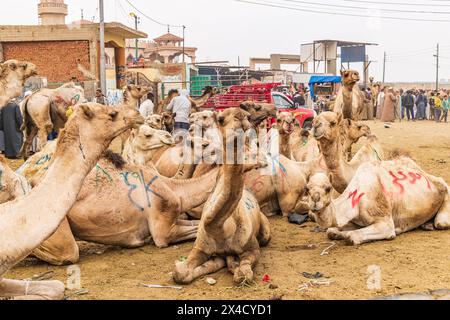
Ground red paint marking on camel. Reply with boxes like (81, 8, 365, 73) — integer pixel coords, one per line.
(348, 190, 365, 208)
(389, 171, 407, 193)
(389, 170, 431, 193)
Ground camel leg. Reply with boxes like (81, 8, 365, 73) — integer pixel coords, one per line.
(0, 278, 65, 300)
(326, 224, 359, 240)
(226, 255, 240, 274)
(258, 213, 271, 247)
(20, 126, 39, 159)
(234, 248, 261, 284)
(32, 218, 79, 266)
(173, 248, 225, 284)
(434, 188, 450, 230)
(36, 125, 52, 151)
(337, 220, 396, 245)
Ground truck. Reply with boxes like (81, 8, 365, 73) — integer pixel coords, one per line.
(203, 83, 316, 129)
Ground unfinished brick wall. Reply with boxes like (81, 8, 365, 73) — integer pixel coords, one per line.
(2, 40, 91, 84)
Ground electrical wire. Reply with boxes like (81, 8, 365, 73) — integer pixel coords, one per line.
(235, 0, 450, 22)
(278, 0, 450, 14)
(124, 0, 184, 28)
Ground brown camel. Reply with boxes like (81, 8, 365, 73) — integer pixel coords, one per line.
(0, 60, 37, 108)
(154, 89, 179, 115)
(0, 102, 143, 300)
(189, 86, 215, 111)
(333, 69, 365, 121)
(20, 82, 85, 158)
(173, 108, 271, 285)
(272, 112, 295, 159)
(307, 157, 450, 245)
(312, 112, 384, 194)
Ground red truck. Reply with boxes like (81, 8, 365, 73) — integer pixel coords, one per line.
(203, 83, 316, 129)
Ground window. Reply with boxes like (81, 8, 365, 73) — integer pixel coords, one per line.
(273, 94, 293, 109)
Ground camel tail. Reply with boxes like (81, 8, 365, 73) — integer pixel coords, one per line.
(20, 96, 32, 132)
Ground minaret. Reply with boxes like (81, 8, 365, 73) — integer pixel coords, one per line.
(38, 0, 68, 25)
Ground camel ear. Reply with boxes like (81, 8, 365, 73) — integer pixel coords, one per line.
(80, 104, 94, 119)
(340, 69, 345, 76)
(239, 102, 249, 111)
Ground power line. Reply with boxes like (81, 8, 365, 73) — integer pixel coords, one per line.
(123, 0, 184, 28)
(278, 0, 450, 14)
(343, 0, 450, 7)
(235, 0, 450, 22)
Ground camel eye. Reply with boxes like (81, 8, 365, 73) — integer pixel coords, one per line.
(325, 186, 332, 193)
(109, 111, 118, 120)
(330, 121, 337, 126)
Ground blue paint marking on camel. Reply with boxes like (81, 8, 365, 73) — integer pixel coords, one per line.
(120, 171, 162, 211)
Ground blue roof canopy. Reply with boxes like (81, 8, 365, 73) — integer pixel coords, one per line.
(309, 76, 341, 98)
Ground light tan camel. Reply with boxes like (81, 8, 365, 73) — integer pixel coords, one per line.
(271, 112, 295, 159)
(0, 102, 143, 300)
(145, 114, 164, 130)
(306, 157, 450, 245)
(20, 82, 85, 157)
(0, 60, 37, 108)
(173, 108, 271, 285)
(312, 112, 384, 194)
(0, 156, 31, 203)
(333, 70, 365, 121)
(119, 84, 152, 152)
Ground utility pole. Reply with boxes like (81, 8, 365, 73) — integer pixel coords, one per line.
(382, 51, 386, 83)
(130, 13, 140, 65)
(99, 0, 106, 94)
(434, 43, 439, 91)
(182, 25, 186, 63)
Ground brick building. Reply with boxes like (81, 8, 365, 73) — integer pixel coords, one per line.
(0, 22, 147, 90)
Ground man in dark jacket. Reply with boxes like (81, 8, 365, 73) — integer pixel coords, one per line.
(293, 91, 306, 107)
(402, 90, 415, 121)
(0, 100, 23, 159)
(415, 90, 428, 120)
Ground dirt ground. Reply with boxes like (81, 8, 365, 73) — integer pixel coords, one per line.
(5, 120, 450, 300)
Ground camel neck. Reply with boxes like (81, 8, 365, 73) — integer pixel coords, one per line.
(151, 144, 175, 163)
(319, 135, 343, 171)
(0, 131, 104, 275)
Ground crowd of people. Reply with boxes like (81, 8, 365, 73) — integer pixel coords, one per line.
(374, 86, 450, 125)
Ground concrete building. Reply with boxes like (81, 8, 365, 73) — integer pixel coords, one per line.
(145, 32, 197, 64)
(38, 0, 68, 25)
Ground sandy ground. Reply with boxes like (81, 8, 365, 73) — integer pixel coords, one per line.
(5, 120, 450, 300)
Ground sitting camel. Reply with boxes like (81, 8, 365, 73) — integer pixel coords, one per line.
(173, 108, 271, 285)
(145, 114, 164, 130)
(271, 112, 295, 159)
(312, 112, 384, 193)
(306, 157, 450, 245)
(0, 102, 143, 300)
(20, 82, 86, 157)
(0, 60, 37, 108)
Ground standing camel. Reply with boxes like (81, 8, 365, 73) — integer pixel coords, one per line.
(0, 103, 143, 300)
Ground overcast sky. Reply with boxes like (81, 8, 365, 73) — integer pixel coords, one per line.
(3, 0, 450, 82)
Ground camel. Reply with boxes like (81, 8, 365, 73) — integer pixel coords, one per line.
(0, 156, 31, 203)
(173, 108, 271, 285)
(312, 112, 384, 194)
(340, 119, 372, 161)
(0, 60, 37, 108)
(20, 82, 86, 157)
(18, 144, 223, 265)
(290, 128, 320, 162)
(154, 89, 179, 114)
(146, 114, 164, 130)
(189, 86, 215, 111)
(333, 69, 365, 121)
(271, 112, 295, 159)
(306, 157, 450, 245)
(119, 84, 152, 152)
(0, 102, 143, 300)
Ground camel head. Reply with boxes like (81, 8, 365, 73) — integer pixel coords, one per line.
(276, 112, 295, 135)
(189, 110, 217, 132)
(239, 101, 277, 128)
(124, 84, 152, 101)
(340, 69, 360, 89)
(146, 114, 164, 130)
(0, 157, 32, 203)
(217, 108, 252, 134)
(162, 111, 175, 129)
(306, 171, 334, 227)
(342, 119, 371, 141)
(202, 86, 216, 97)
(312, 112, 343, 142)
(130, 124, 175, 152)
(1, 60, 38, 82)
(58, 103, 144, 157)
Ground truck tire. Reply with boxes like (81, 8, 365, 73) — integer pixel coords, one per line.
(302, 119, 313, 130)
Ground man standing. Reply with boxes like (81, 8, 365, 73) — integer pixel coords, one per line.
(442, 94, 449, 123)
(402, 90, 415, 121)
(434, 93, 443, 123)
(293, 91, 306, 107)
(429, 92, 436, 120)
(139, 93, 155, 119)
(166, 89, 191, 139)
(415, 90, 427, 120)
(94, 89, 108, 105)
(0, 99, 23, 159)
